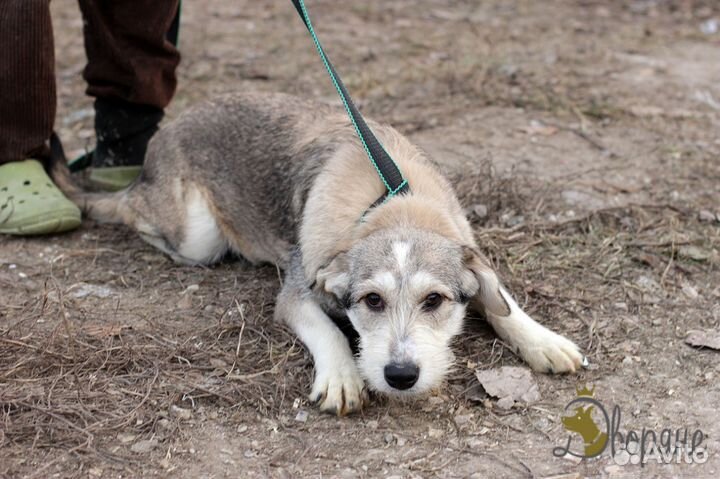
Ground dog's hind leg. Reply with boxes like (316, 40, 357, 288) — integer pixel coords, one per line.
(274, 250, 367, 416)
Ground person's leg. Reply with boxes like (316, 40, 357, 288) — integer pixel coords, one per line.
(77, 0, 180, 179)
(0, 0, 81, 235)
(0, 0, 55, 165)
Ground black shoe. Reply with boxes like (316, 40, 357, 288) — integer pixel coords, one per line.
(91, 97, 164, 168)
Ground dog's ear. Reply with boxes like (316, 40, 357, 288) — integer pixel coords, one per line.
(463, 246, 511, 317)
(315, 253, 350, 300)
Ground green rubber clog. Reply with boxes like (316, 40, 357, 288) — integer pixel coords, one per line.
(0, 159, 81, 235)
(88, 165, 141, 191)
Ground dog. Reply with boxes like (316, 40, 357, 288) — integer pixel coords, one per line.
(52, 92, 584, 415)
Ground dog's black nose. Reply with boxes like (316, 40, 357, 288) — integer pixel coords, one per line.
(384, 362, 419, 390)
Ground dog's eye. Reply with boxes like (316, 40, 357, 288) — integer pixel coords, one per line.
(423, 293, 443, 311)
(364, 293, 385, 311)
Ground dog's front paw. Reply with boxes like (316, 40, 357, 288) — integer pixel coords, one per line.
(310, 360, 368, 416)
(518, 330, 584, 374)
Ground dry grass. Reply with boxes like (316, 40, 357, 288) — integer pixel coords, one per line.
(1, 270, 309, 473)
(3, 166, 716, 475)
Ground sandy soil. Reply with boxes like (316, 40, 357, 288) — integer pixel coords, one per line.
(2, 1, 720, 478)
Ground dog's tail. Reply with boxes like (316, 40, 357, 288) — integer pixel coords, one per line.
(48, 133, 128, 224)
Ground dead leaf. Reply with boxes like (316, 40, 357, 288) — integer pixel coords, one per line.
(685, 330, 720, 350)
(475, 366, 541, 409)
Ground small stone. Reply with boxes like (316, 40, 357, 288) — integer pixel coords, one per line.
(636, 275, 660, 292)
(170, 405, 192, 421)
(652, 318, 662, 326)
(562, 189, 598, 206)
(562, 452, 582, 463)
(605, 465, 623, 474)
(428, 427, 444, 439)
(678, 245, 711, 261)
(237, 424, 248, 433)
(117, 433, 136, 444)
(622, 356, 633, 366)
(681, 282, 699, 299)
(699, 210, 716, 222)
(454, 414, 473, 426)
(209, 358, 228, 369)
(177, 294, 193, 310)
(504, 215, 524, 227)
(88, 467, 103, 477)
(130, 439, 158, 453)
(498, 63, 519, 78)
(613, 302, 628, 311)
(497, 395, 515, 410)
(396, 436, 407, 447)
(700, 18, 718, 35)
(466, 437, 484, 449)
(365, 420, 379, 429)
(383, 433, 396, 444)
(472, 204, 488, 219)
(294, 410, 308, 423)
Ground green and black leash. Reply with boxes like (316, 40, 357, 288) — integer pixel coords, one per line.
(291, 0, 410, 207)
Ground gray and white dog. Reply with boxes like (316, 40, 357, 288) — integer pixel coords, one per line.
(53, 92, 583, 415)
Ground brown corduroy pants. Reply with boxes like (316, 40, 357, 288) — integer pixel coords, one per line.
(0, 0, 180, 164)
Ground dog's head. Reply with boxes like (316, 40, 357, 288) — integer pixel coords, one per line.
(316, 228, 509, 396)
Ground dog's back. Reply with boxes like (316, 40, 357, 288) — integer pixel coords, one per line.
(53, 91, 468, 272)
(54, 92, 358, 265)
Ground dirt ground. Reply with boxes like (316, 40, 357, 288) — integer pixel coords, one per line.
(2, 0, 720, 477)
